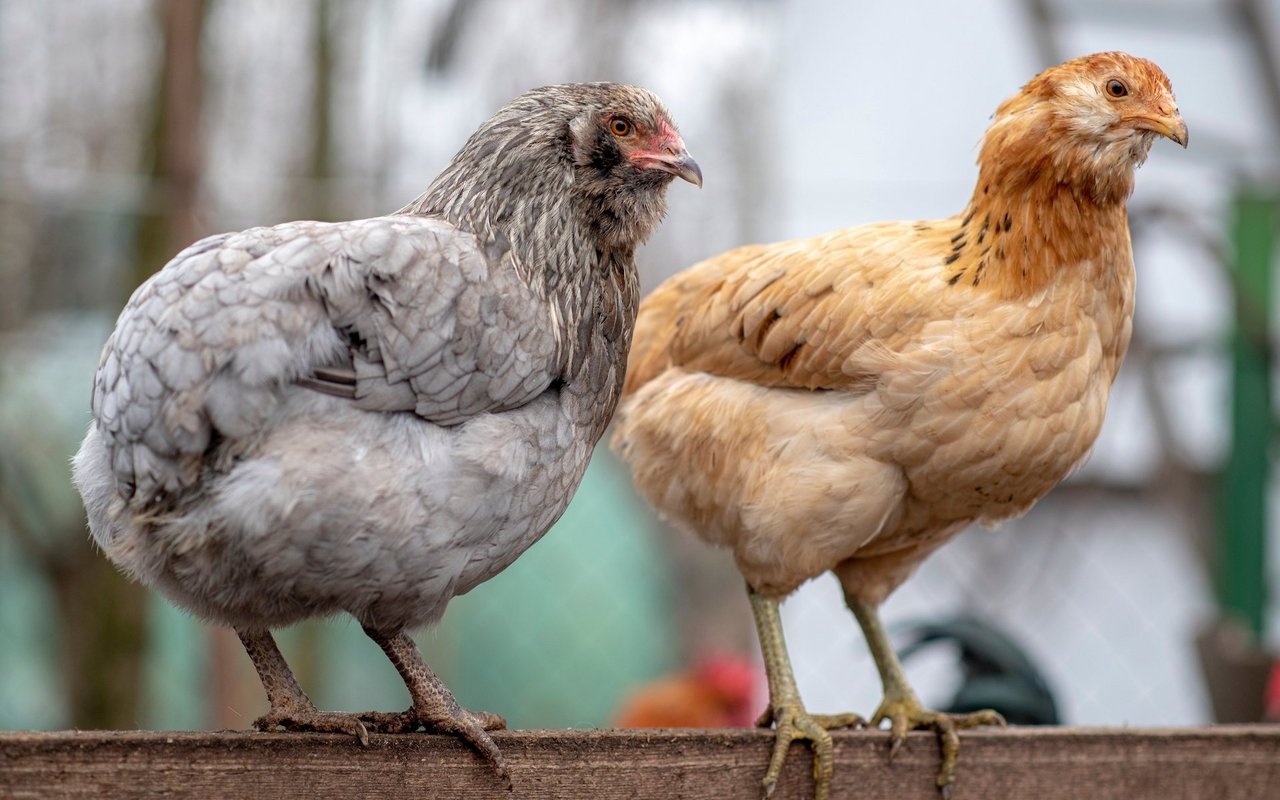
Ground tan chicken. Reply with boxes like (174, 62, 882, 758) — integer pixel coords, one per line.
(612, 52, 1186, 798)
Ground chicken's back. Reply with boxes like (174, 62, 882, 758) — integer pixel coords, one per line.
(626, 222, 953, 395)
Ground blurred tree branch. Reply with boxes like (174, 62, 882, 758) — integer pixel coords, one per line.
(132, 0, 207, 291)
(306, 0, 337, 221)
(425, 0, 474, 74)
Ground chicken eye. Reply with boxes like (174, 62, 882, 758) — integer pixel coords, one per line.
(610, 118, 633, 137)
(1105, 79, 1128, 98)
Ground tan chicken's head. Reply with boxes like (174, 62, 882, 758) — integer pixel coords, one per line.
(979, 52, 1185, 204)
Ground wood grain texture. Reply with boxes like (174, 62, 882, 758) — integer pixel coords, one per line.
(2, 727, 1278, 799)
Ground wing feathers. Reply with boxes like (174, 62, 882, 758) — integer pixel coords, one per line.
(94, 215, 560, 504)
(627, 222, 954, 395)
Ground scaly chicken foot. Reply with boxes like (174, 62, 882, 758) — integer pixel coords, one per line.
(356, 707, 507, 734)
(749, 587, 864, 800)
(363, 627, 511, 788)
(844, 594, 1006, 797)
(236, 627, 371, 744)
(755, 706, 866, 731)
(870, 691, 1005, 797)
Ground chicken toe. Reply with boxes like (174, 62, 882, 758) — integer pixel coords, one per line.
(363, 627, 512, 788)
(749, 588, 863, 800)
(252, 706, 371, 743)
(845, 594, 1006, 796)
(871, 694, 1005, 797)
(237, 627, 370, 744)
(357, 707, 507, 734)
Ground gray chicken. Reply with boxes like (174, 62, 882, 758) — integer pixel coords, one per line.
(71, 83, 700, 781)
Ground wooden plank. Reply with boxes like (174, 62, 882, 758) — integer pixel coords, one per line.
(2, 727, 1278, 799)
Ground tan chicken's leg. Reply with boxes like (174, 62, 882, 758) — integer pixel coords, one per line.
(236, 627, 370, 743)
(361, 628, 511, 788)
(844, 594, 1006, 798)
(749, 587, 864, 800)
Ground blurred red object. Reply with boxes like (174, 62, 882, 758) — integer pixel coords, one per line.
(1265, 662, 1280, 722)
(612, 653, 763, 728)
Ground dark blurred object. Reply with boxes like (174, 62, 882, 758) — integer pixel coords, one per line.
(424, 0, 473, 74)
(612, 653, 762, 728)
(1196, 615, 1273, 723)
(897, 615, 1060, 726)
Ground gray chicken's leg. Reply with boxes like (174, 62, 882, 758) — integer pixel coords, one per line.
(361, 628, 511, 787)
(749, 586, 865, 800)
(236, 627, 370, 743)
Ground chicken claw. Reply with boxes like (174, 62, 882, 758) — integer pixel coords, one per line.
(364, 628, 513, 788)
(357, 707, 507, 735)
(760, 702, 864, 800)
(238, 626, 510, 784)
(871, 691, 1006, 797)
(748, 587, 863, 800)
(252, 706, 371, 744)
(237, 627, 371, 744)
(846, 594, 1006, 797)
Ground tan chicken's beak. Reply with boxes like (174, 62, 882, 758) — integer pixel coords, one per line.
(1132, 111, 1188, 148)
(638, 148, 704, 187)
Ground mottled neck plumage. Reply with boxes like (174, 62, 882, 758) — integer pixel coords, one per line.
(942, 102, 1140, 298)
(942, 181, 1130, 298)
(398, 109, 594, 301)
(397, 86, 655, 399)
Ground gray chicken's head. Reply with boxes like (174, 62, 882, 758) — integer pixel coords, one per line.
(561, 83, 702, 246)
(410, 83, 701, 255)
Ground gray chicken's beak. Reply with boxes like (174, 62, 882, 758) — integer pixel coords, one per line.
(640, 148, 704, 187)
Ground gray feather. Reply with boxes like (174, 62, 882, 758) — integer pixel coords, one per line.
(88, 215, 562, 504)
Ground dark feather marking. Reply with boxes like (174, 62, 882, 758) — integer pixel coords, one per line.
(948, 272, 963, 285)
(944, 252, 961, 265)
(950, 231, 965, 244)
(313, 366, 357, 386)
(298, 376, 358, 399)
(754, 308, 784, 349)
(777, 341, 804, 372)
(1002, 213, 1013, 232)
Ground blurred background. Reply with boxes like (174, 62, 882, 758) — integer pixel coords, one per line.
(2, 0, 1278, 734)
